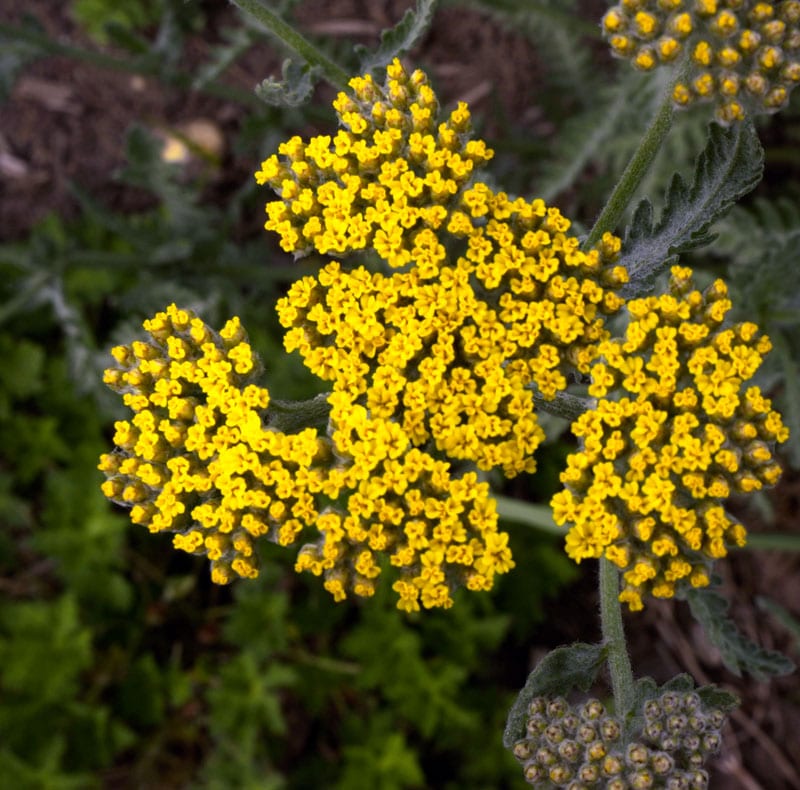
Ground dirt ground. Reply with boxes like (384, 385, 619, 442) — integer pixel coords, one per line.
(1, 1, 799, 788)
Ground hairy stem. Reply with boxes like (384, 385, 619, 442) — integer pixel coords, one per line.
(583, 75, 676, 249)
(229, 0, 351, 90)
(599, 557, 635, 718)
(268, 392, 331, 434)
(533, 390, 593, 423)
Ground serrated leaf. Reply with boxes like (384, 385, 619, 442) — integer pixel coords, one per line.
(255, 58, 320, 107)
(756, 596, 800, 651)
(355, 0, 438, 75)
(620, 120, 763, 298)
(502, 642, 606, 748)
(696, 684, 740, 713)
(684, 584, 795, 680)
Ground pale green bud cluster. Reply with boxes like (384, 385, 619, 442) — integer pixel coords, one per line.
(602, 1, 800, 123)
(512, 693, 725, 788)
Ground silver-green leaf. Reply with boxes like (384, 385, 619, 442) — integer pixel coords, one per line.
(502, 642, 606, 748)
(684, 584, 795, 680)
(620, 120, 763, 298)
(355, 0, 438, 75)
(255, 58, 320, 107)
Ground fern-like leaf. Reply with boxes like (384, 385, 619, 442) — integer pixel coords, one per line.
(683, 584, 795, 680)
(620, 120, 763, 298)
(537, 71, 654, 202)
(255, 58, 320, 106)
(355, 0, 438, 75)
(502, 642, 606, 748)
(715, 197, 800, 265)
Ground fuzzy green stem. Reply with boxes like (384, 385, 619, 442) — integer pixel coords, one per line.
(268, 392, 331, 434)
(533, 390, 593, 423)
(229, 0, 350, 91)
(599, 557, 635, 718)
(583, 79, 676, 250)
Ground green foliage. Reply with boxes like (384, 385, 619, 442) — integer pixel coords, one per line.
(256, 58, 322, 107)
(683, 584, 795, 680)
(355, 0, 439, 75)
(71, 0, 161, 44)
(621, 120, 764, 298)
(336, 728, 424, 790)
(503, 643, 607, 748)
(0, 326, 135, 785)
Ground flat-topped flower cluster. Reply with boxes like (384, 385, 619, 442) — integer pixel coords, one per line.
(258, 59, 629, 478)
(602, 0, 800, 123)
(101, 59, 787, 613)
(551, 266, 788, 610)
(99, 304, 514, 611)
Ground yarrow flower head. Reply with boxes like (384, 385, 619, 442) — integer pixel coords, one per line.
(294, 391, 514, 611)
(552, 266, 789, 610)
(255, 57, 494, 260)
(98, 304, 330, 584)
(602, 0, 800, 123)
(512, 692, 726, 788)
(259, 60, 630, 477)
(100, 306, 515, 610)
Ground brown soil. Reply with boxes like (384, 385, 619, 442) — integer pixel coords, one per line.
(1, 1, 798, 788)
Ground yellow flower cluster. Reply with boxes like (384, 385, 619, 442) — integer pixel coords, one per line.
(551, 266, 789, 610)
(262, 61, 629, 477)
(255, 57, 493, 263)
(277, 235, 626, 478)
(296, 394, 513, 611)
(100, 305, 515, 609)
(99, 304, 329, 584)
(602, 0, 800, 123)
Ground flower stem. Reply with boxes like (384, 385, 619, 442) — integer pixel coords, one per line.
(268, 392, 331, 434)
(229, 0, 351, 91)
(599, 557, 635, 719)
(533, 390, 593, 423)
(583, 76, 676, 250)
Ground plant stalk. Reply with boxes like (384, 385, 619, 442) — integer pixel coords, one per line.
(599, 557, 635, 718)
(229, 0, 351, 91)
(583, 75, 676, 249)
(268, 392, 331, 434)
